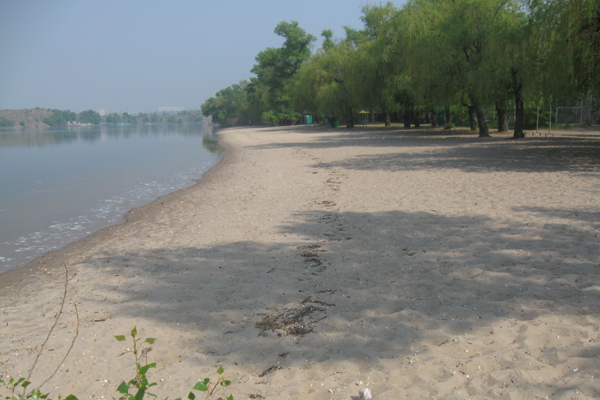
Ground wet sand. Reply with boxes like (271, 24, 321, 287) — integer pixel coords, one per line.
(1, 125, 600, 399)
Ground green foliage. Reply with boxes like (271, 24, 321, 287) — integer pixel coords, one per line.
(202, 20, 315, 126)
(113, 328, 234, 400)
(178, 366, 232, 400)
(43, 110, 77, 126)
(201, 81, 251, 125)
(290, 28, 374, 128)
(77, 110, 101, 124)
(2, 327, 233, 400)
(104, 113, 120, 124)
(202, 2, 594, 133)
(0, 118, 14, 127)
(251, 21, 316, 125)
(113, 327, 158, 400)
(122, 113, 137, 124)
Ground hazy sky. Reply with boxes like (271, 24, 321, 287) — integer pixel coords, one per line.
(0, 0, 405, 114)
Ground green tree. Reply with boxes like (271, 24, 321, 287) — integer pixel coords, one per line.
(0, 118, 14, 128)
(291, 32, 368, 128)
(122, 112, 137, 124)
(201, 80, 251, 125)
(43, 109, 77, 126)
(78, 109, 101, 124)
(104, 113, 120, 124)
(251, 21, 316, 125)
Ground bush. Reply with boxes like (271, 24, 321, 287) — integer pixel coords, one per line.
(0, 118, 14, 127)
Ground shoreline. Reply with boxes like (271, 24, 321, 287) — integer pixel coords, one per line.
(0, 129, 233, 294)
(1, 125, 599, 399)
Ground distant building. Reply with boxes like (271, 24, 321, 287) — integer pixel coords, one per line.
(97, 108, 106, 116)
(158, 106, 184, 114)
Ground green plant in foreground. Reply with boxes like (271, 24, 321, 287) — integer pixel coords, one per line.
(0, 373, 76, 400)
(179, 365, 233, 400)
(114, 328, 233, 400)
(114, 327, 157, 400)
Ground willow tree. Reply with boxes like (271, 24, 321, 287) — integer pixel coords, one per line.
(526, 0, 599, 123)
(358, 3, 406, 126)
(403, 0, 528, 137)
(291, 36, 367, 128)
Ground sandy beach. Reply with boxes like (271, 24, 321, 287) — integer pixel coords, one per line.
(1, 125, 600, 399)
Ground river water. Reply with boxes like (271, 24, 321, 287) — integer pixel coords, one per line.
(0, 123, 222, 275)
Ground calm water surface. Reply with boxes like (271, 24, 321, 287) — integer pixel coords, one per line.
(0, 123, 222, 274)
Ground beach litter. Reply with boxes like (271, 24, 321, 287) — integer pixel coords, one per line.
(359, 388, 373, 399)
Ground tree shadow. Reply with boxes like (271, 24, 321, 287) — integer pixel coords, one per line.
(83, 204, 600, 396)
(247, 126, 600, 173)
(320, 137, 600, 173)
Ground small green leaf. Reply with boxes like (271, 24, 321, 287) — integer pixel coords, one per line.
(139, 363, 156, 375)
(226, 395, 234, 400)
(31, 389, 41, 400)
(144, 338, 156, 344)
(217, 365, 224, 375)
(192, 382, 208, 392)
(220, 380, 231, 387)
(134, 389, 145, 400)
(117, 351, 128, 357)
(65, 396, 79, 400)
(114, 335, 127, 342)
(131, 326, 137, 338)
(117, 382, 129, 394)
(21, 381, 31, 388)
(187, 392, 195, 400)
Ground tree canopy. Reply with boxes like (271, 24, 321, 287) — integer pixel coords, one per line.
(202, 2, 598, 134)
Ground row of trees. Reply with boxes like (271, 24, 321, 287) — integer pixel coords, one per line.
(202, 21, 317, 126)
(202, 0, 599, 137)
(43, 109, 207, 127)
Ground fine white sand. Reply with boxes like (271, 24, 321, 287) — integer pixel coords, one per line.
(1, 125, 600, 399)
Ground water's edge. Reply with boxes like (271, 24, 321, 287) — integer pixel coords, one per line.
(0, 128, 232, 292)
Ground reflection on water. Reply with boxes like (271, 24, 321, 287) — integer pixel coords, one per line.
(0, 122, 220, 148)
(0, 123, 222, 274)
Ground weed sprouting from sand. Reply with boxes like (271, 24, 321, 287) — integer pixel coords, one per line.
(113, 327, 158, 400)
(182, 365, 233, 400)
(1, 265, 233, 400)
(114, 329, 234, 400)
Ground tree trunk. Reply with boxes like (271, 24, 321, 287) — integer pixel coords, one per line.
(513, 91, 524, 138)
(430, 109, 438, 128)
(445, 105, 451, 129)
(345, 108, 355, 128)
(511, 67, 524, 138)
(385, 111, 390, 127)
(468, 105, 476, 130)
(370, 109, 375, 123)
(496, 101, 509, 132)
(413, 110, 420, 128)
(403, 109, 411, 128)
(474, 102, 490, 137)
